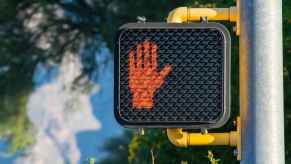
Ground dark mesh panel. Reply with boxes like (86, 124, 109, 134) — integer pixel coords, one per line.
(116, 24, 228, 127)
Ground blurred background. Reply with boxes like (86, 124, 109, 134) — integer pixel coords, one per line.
(0, 0, 290, 163)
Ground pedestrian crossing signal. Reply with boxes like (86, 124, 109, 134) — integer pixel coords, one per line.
(114, 22, 231, 129)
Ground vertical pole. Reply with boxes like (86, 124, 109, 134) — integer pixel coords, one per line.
(240, 0, 285, 163)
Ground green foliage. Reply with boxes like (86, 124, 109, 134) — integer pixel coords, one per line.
(0, 1, 43, 152)
(0, 0, 19, 22)
(98, 131, 132, 164)
(128, 134, 139, 163)
(207, 151, 221, 164)
(8, 94, 35, 153)
(102, 129, 237, 164)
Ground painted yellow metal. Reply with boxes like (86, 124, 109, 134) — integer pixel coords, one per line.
(167, 7, 236, 22)
(236, 117, 241, 160)
(167, 0, 240, 35)
(167, 129, 237, 146)
(166, 117, 241, 160)
(165, 0, 241, 160)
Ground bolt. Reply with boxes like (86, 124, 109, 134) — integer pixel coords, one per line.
(200, 16, 208, 23)
(201, 128, 208, 134)
(233, 148, 238, 156)
(162, 129, 166, 134)
(137, 16, 146, 23)
(138, 128, 145, 136)
(233, 26, 237, 32)
(233, 120, 237, 128)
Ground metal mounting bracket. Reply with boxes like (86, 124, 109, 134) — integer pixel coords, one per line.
(167, 0, 240, 35)
(167, 117, 241, 160)
(165, 0, 241, 160)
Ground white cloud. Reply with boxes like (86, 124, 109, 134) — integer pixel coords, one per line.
(15, 54, 101, 164)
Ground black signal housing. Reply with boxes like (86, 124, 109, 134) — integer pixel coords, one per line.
(114, 22, 231, 129)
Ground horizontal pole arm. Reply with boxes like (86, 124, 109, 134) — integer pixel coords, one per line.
(167, 0, 240, 35)
(167, 129, 238, 147)
(166, 117, 241, 160)
(167, 7, 237, 23)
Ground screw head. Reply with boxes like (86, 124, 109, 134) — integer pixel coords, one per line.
(233, 148, 238, 156)
(233, 26, 237, 32)
(137, 16, 146, 23)
(233, 120, 237, 127)
(137, 128, 145, 136)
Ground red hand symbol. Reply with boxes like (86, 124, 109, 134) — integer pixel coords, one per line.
(128, 40, 172, 109)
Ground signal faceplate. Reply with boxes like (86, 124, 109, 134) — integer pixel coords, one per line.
(115, 23, 231, 129)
